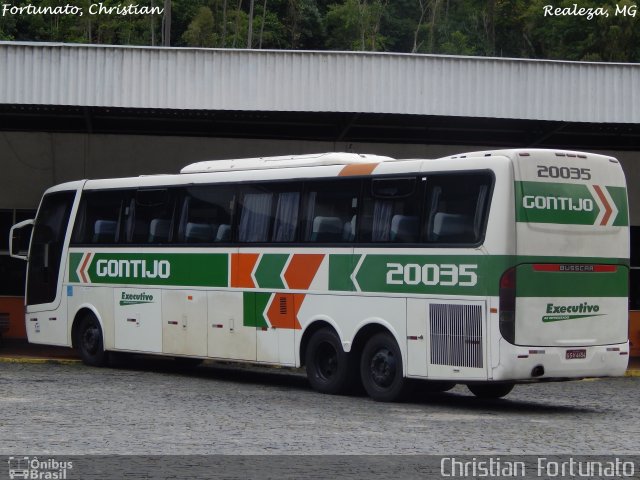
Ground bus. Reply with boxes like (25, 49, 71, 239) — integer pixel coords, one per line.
(9, 149, 630, 401)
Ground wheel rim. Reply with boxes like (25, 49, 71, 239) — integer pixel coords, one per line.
(369, 348, 396, 388)
(81, 322, 100, 355)
(315, 342, 338, 381)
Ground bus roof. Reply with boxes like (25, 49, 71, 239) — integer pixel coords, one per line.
(180, 152, 396, 174)
(440, 148, 617, 163)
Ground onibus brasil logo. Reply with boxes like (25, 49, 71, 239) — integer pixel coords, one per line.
(8, 456, 73, 479)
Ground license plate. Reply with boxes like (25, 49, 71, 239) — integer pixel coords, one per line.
(566, 349, 587, 360)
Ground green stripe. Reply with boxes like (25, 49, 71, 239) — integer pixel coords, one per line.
(516, 264, 628, 298)
(608, 186, 629, 227)
(68, 251, 629, 299)
(329, 254, 360, 292)
(69, 253, 82, 283)
(243, 292, 269, 328)
(69, 252, 228, 287)
(254, 254, 288, 289)
(542, 314, 604, 323)
(330, 254, 628, 297)
(515, 181, 628, 226)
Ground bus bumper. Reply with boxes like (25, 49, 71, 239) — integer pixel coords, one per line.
(492, 339, 630, 381)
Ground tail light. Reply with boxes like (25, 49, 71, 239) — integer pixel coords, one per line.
(499, 267, 516, 344)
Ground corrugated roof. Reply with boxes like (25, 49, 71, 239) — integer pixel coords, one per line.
(1, 41, 639, 123)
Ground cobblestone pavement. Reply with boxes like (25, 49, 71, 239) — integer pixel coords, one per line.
(1, 359, 638, 455)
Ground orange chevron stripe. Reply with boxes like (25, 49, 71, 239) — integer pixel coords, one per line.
(338, 163, 379, 176)
(266, 293, 295, 329)
(79, 252, 92, 284)
(292, 294, 304, 330)
(284, 254, 324, 290)
(231, 253, 259, 288)
(593, 185, 613, 226)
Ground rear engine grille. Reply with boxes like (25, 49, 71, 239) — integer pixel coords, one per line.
(429, 303, 483, 368)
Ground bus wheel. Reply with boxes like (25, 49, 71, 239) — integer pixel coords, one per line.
(360, 332, 409, 402)
(467, 383, 514, 399)
(77, 313, 108, 367)
(305, 328, 355, 395)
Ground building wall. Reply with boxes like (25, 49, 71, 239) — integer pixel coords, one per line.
(3, 43, 640, 123)
(1, 130, 638, 224)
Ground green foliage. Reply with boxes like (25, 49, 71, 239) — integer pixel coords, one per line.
(182, 6, 216, 46)
(325, 0, 389, 51)
(2, 0, 638, 61)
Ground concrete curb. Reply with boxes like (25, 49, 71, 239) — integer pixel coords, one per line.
(0, 356, 81, 365)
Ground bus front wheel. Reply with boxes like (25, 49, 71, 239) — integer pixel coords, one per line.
(360, 332, 410, 402)
(305, 328, 356, 395)
(76, 313, 109, 367)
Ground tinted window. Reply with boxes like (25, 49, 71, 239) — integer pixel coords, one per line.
(27, 191, 75, 305)
(360, 177, 422, 243)
(72, 190, 127, 245)
(178, 185, 235, 243)
(126, 189, 175, 244)
(303, 179, 360, 243)
(423, 173, 492, 244)
(238, 183, 300, 243)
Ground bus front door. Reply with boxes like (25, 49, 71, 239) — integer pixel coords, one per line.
(25, 191, 76, 345)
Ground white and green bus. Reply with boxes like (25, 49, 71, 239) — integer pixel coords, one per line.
(10, 149, 630, 401)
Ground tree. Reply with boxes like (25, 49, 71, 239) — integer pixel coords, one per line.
(325, 0, 389, 51)
(0, 0, 637, 62)
(182, 6, 217, 46)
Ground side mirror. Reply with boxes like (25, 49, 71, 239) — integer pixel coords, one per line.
(9, 219, 34, 261)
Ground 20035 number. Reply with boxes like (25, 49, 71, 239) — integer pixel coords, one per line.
(386, 263, 478, 287)
(537, 165, 591, 180)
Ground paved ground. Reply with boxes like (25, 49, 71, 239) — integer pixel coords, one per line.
(1, 358, 638, 456)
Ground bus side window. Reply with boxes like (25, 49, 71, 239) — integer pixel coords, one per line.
(238, 184, 300, 243)
(239, 191, 273, 242)
(178, 185, 235, 244)
(360, 177, 420, 243)
(424, 173, 492, 245)
(303, 179, 360, 243)
(128, 189, 174, 244)
(71, 190, 127, 245)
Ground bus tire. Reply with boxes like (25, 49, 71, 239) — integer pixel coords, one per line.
(467, 383, 514, 399)
(305, 328, 356, 395)
(76, 313, 109, 367)
(360, 332, 410, 402)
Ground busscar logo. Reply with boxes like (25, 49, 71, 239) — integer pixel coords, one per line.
(7, 457, 73, 479)
(542, 302, 604, 322)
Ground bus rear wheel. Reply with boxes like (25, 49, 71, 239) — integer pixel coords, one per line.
(76, 313, 108, 367)
(467, 383, 514, 399)
(360, 332, 410, 402)
(305, 328, 356, 395)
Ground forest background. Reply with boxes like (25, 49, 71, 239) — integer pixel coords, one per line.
(0, 0, 639, 62)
